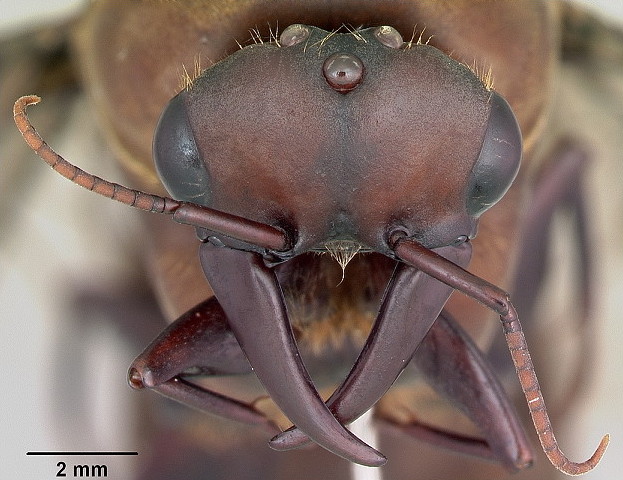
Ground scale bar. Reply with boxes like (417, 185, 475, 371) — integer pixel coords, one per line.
(27, 452, 138, 456)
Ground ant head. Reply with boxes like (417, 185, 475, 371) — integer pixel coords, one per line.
(154, 25, 520, 257)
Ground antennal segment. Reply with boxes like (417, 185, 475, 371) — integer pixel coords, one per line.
(14, 95, 179, 214)
(14, 95, 289, 252)
(391, 234, 609, 476)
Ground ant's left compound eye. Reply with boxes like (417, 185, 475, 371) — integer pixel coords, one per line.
(153, 92, 211, 205)
(466, 92, 522, 216)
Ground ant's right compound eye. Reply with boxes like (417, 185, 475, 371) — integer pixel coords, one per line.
(153, 92, 212, 205)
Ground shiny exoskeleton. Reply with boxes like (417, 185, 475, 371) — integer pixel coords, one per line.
(14, 1, 610, 478)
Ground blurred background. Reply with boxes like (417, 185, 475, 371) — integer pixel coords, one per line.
(1, 1, 622, 479)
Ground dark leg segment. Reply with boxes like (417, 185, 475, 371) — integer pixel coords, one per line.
(128, 297, 276, 430)
(512, 139, 592, 330)
(381, 310, 533, 471)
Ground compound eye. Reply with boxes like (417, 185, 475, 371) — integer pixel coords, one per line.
(153, 92, 211, 204)
(466, 92, 522, 216)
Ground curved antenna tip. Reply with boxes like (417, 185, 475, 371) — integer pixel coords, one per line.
(14, 94, 41, 108)
(554, 433, 608, 476)
(564, 433, 609, 476)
